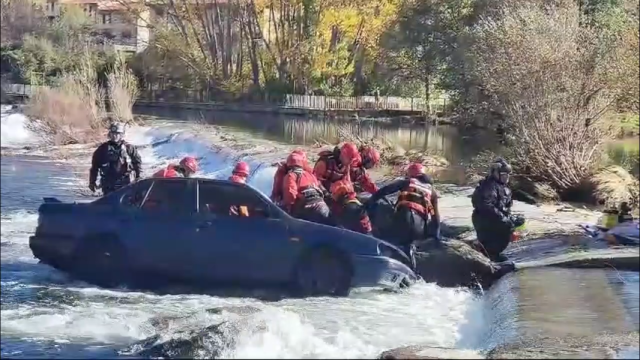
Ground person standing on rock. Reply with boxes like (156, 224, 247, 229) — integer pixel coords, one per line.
(89, 122, 142, 195)
(281, 150, 334, 226)
(365, 162, 442, 255)
(471, 158, 525, 262)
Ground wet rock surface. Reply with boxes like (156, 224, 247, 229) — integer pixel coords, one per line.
(119, 306, 263, 359)
(486, 332, 640, 359)
(414, 239, 513, 289)
(380, 332, 639, 359)
(379, 345, 484, 359)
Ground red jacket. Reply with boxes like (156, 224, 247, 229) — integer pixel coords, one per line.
(281, 168, 324, 210)
(271, 162, 313, 203)
(153, 164, 180, 178)
(229, 174, 247, 184)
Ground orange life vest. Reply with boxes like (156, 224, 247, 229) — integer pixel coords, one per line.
(291, 167, 324, 209)
(396, 178, 434, 217)
(316, 150, 345, 190)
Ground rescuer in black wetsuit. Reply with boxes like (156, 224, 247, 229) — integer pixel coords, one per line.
(471, 158, 525, 262)
(89, 122, 142, 195)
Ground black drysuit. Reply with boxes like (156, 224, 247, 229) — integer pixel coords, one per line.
(89, 140, 142, 195)
(367, 175, 439, 250)
(471, 176, 514, 262)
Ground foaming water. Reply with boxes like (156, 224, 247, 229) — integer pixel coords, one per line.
(1, 111, 39, 148)
(1, 110, 484, 358)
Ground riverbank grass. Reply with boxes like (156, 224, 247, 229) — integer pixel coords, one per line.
(24, 54, 139, 146)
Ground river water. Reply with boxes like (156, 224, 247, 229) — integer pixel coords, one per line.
(0, 107, 486, 358)
(1, 107, 638, 359)
(131, 107, 502, 164)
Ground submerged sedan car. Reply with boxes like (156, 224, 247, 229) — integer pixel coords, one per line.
(29, 177, 417, 296)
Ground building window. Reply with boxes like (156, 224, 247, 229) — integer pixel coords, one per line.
(102, 13, 112, 24)
(122, 29, 133, 39)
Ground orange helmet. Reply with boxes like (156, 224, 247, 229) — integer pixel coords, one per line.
(339, 142, 361, 166)
(330, 178, 355, 201)
(233, 161, 250, 177)
(291, 149, 307, 162)
(406, 163, 426, 178)
(360, 146, 380, 169)
(286, 151, 307, 168)
(179, 156, 199, 174)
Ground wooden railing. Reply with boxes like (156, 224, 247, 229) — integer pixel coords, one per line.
(2, 83, 449, 113)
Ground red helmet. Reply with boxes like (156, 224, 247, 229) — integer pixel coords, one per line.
(291, 149, 307, 162)
(406, 162, 426, 178)
(233, 161, 250, 177)
(360, 146, 380, 170)
(330, 178, 355, 201)
(340, 142, 361, 166)
(179, 156, 199, 174)
(286, 151, 306, 168)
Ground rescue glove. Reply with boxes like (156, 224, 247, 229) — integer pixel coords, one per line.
(89, 182, 97, 192)
(511, 214, 525, 228)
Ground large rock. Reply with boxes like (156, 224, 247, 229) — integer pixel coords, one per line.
(119, 306, 262, 358)
(364, 194, 512, 289)
(379, 345, 483, 359)
(379, 332, 639, 359)
(486, 332, 640, 359)
(414, 239, 514, 289)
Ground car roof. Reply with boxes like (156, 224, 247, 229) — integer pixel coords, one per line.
(143, 177, 269, 198)
(140, 177, 241, 185)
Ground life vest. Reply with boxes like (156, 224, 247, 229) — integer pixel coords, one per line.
(316, 150, 345, 189)
(101, 142, 131, 178)
(336, 193, 372, 234)
(291, 167, 324, 209)
(396, 178, 434, 217)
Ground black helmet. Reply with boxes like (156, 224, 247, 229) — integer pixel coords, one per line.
(109, 122, 126, 134)
(490, 157, 512, 175)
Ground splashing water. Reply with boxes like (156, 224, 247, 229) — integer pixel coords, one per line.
(1, 110, 39, 148)
(0, 109, 486, 358)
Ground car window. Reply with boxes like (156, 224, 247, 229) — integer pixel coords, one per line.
(198, 181, 271, 219)
(141, 180, 196, 215)
(120, 181, 152, 208)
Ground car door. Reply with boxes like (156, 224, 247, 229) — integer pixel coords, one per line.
(192, 180, 300, 284)
(118, 179, 199, 280)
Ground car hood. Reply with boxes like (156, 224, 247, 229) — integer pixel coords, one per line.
(287, 218, 411, 262)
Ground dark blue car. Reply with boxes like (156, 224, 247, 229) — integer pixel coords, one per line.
(29, 177, 417, 296)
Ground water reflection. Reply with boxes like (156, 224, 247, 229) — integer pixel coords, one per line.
(133, 107, 499, 163)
